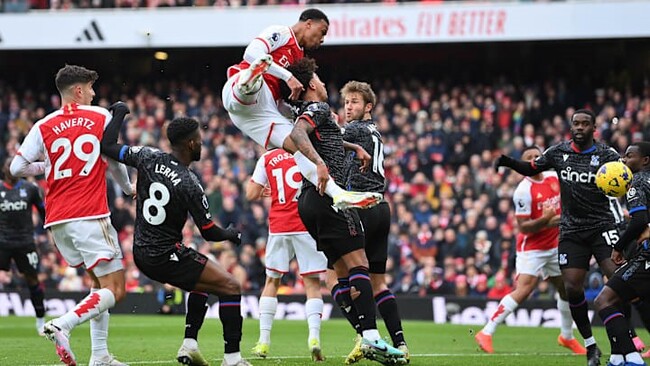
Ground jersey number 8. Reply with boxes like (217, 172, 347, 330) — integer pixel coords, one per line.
(143, 182, 170, 225)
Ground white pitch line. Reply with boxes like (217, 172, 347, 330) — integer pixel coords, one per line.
(32, 352, 581, 366)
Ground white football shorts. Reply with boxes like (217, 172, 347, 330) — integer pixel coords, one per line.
(222, 73, 294, 150)
(265, 233, 327, 278)
(515, 247, 561, 279)
(50, 217, 124, 277)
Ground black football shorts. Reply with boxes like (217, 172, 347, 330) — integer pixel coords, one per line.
(357, 201, 390, 274)
(0, 245, 39, 276)
(607, 252, 650, 302)
(558, 226, 617, 270)
(298, 186, 365, 265)
(133, 244, 207, 291)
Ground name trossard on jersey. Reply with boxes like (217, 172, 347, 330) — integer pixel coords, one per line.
(342, 119, 386, 193)
(296, 101, 347, 188)
(624, 169, 650, 259)
(0, 181, 43, 247)
(120, 146, 213, 256)
(532, 141, 622, 233)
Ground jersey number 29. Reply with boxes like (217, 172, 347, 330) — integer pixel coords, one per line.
(50, 134, 100, 180)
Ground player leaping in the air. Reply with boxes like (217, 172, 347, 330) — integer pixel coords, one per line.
(221, 8, 382, 211)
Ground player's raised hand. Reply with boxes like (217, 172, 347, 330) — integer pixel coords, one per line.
(354, 146, 372, 173)
(286, 76, 304, 101)
(611, 248, 625, 265)
(494, 154, 512, 172)
(225, 224, 242, 246)
(316, 163, 329, 196)
(108, 101, 130, 114)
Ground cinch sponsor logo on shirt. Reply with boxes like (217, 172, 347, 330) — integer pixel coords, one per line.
(560, 166, 596, 184)
(0, 200, 27, 212)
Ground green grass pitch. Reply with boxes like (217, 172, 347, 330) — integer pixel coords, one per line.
(1, 315, 611, 365)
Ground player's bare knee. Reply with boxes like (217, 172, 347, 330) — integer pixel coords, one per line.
(223, 277, 241, 296)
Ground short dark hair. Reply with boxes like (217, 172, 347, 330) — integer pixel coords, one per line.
(280, 57, 318, 101)
(572, 109, 597, 125)
(522, 145, 542, 154)
(631, 141, 650, 158)
(299, 8, 329, 25)
(167, 117, 199, 146)
(55, 65, 99, 94)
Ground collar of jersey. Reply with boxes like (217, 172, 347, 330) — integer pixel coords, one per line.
(2, 180, 22, 190)
(570, 141, 596, 154)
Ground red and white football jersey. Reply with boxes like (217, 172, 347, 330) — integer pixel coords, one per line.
(17, 103, 112, 228)
(513, 171, 561, 252)
(228, 25, 304, 101)
(251, 149, 306, 234)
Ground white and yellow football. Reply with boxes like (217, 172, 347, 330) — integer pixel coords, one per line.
(595, 161, 633, 198)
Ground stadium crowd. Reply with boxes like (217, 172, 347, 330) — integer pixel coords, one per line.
(0, 74, 646, 300)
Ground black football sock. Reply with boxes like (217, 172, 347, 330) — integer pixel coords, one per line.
(599, 305, 636, 355)
(349, 266, 377, 332)
(569, 292, 593, 339)
(621, 302, 638, 339)
(332, 278, 361, 334)
(218, 294, 242, 354)
(185, 291, 208, 340)
(28, 283, 45, 318)
(375, 289, 406, 346)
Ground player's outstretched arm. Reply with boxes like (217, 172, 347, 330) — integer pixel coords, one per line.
(106, 159, 134, 196)
(199, 222, 242, 246)
(613, 209, 649, 262)
(100, 102, 130, 162)
(246, 180, 266, 201)
(495, 154, 543, 176)
(9, 156, 45, 177)
(343, 141, 371, 173)
(517, 205, 557, 234)
(290, 118, 329, 195)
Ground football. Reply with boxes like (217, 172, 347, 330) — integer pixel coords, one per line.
(595, 161, 633, 198)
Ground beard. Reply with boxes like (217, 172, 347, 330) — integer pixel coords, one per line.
(191, 148, 201, 161)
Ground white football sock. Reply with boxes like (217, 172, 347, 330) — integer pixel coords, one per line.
(90, 289, 110, 358)
(362, 329, 381, 342)
(223, 352, 242, 365)
(55, 288, 116, 332)
(292, 152, 344, 198)
(259, 296, 277, 344)
(609, 354, 624, 365)
(483, 294, 518, 335)
(305, 298, 323, 342)
(183, 338, 198, 349)
(557, 298, 575, 340)
(626, 352, 644, 364)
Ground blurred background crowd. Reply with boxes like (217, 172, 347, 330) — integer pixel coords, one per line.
(1, 67, 644, 301)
